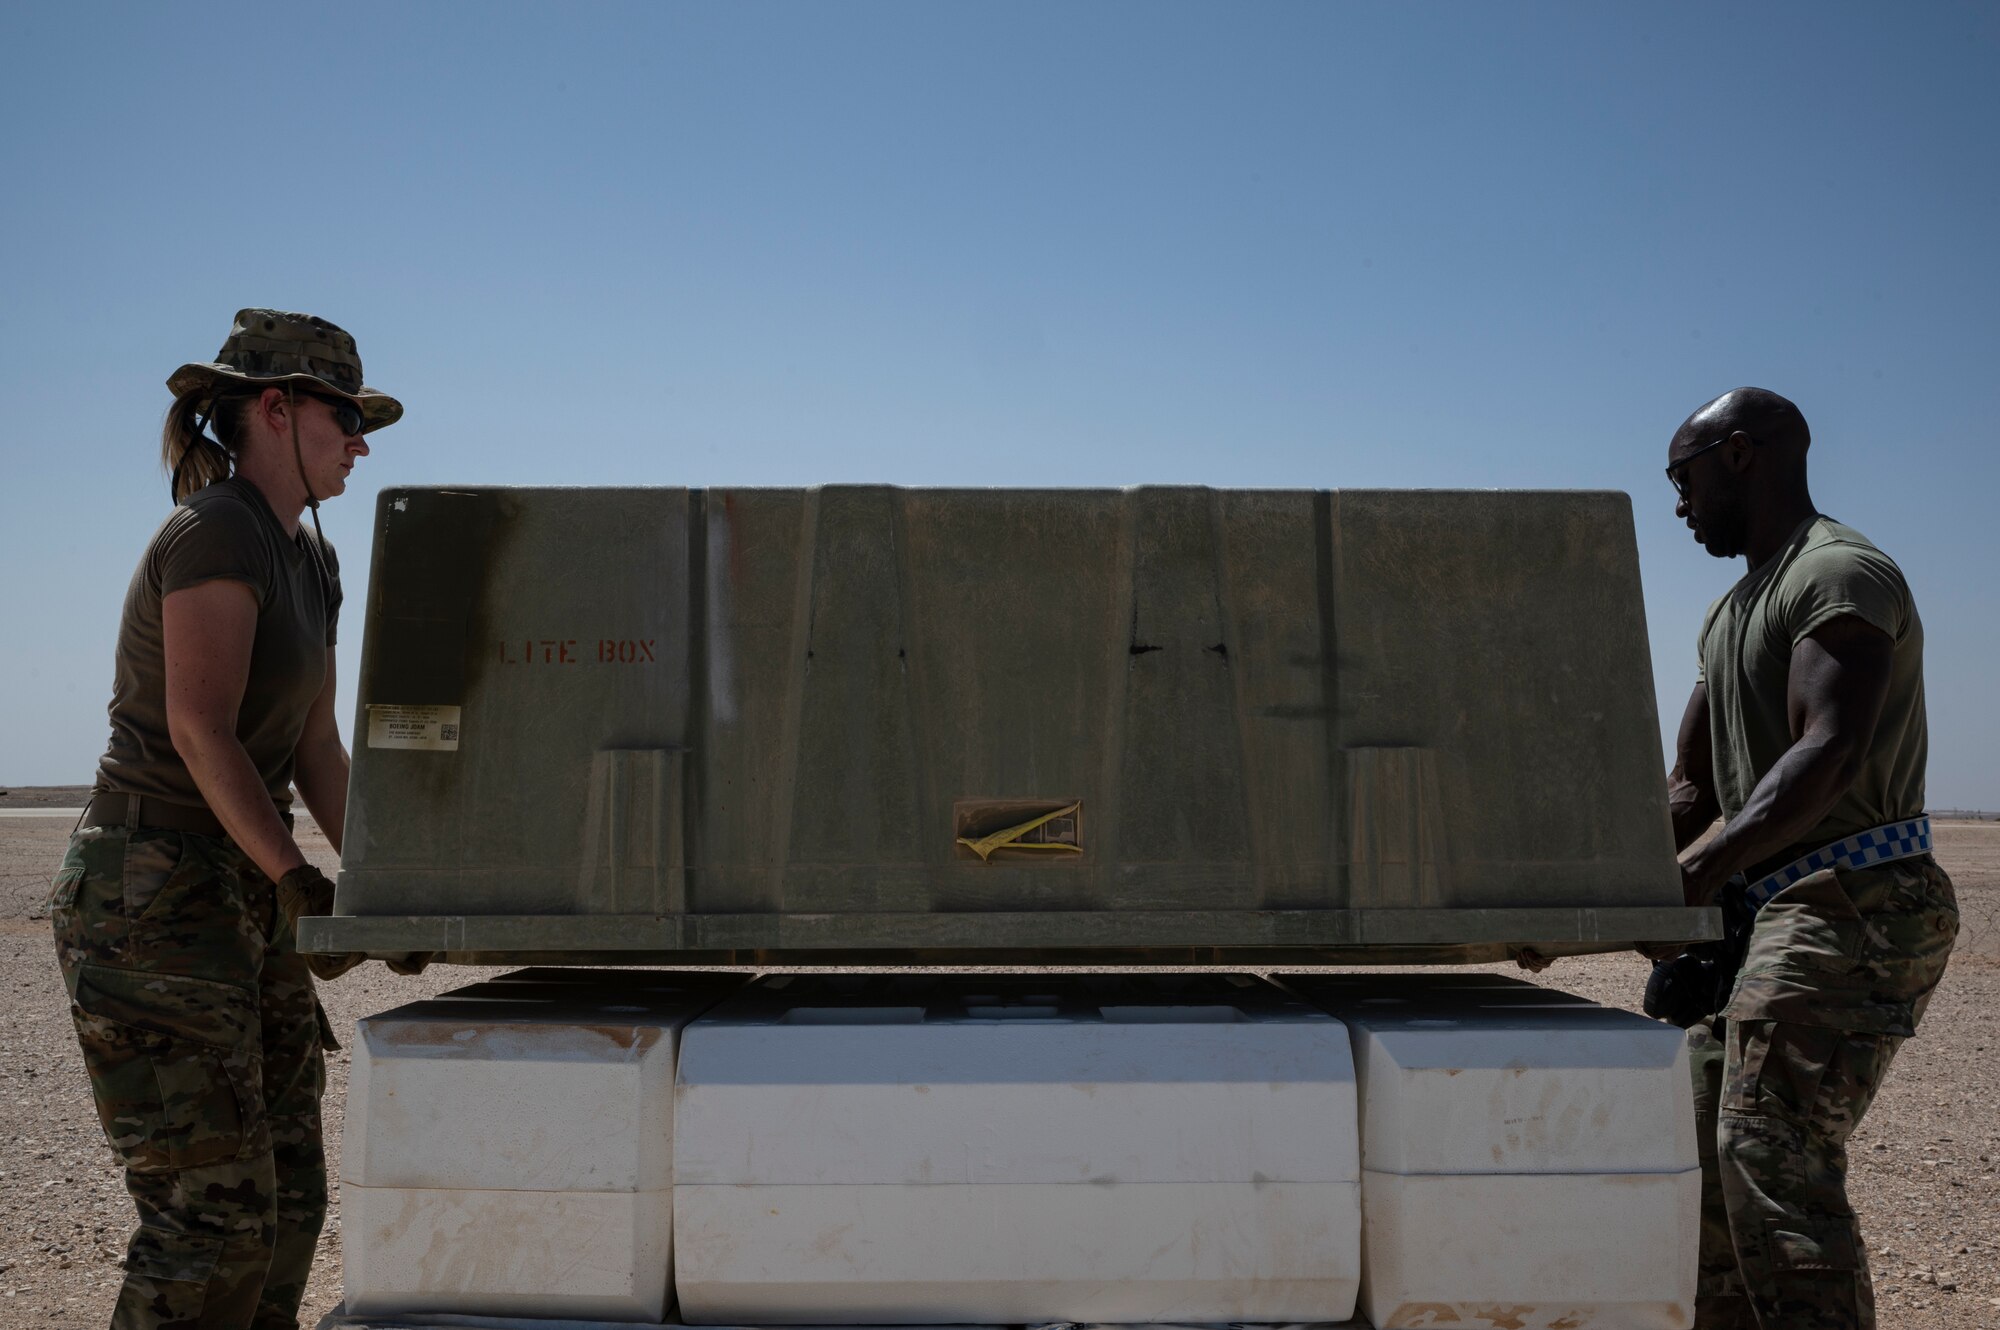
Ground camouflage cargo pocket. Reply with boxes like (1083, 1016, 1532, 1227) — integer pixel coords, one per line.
(120, 1224, 225, 1320)
(121, 830, 203, 923)
(1751, 869, 1867, 972)
(69, 963, 267, 1171)
(1765, 1214, 1860, 1272)
(125, 1224, 224, 1283)
(1873, 860, 1959, 1023)
(119, 832, 267, 981)
(1725, 1020, 1901, 1146)
(48, 829, 124, 951)
(47, 859, 85, 913)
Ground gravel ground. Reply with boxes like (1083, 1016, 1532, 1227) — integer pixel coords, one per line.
(0, 807, 1994, 1329)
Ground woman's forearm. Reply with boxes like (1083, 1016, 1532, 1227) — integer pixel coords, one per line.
(173, 727, 309, 882)
(293, 733, 350, 857)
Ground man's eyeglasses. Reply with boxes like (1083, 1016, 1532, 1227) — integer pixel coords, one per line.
(300, 390, 366, 438)
(1665, 434, 1744, 500)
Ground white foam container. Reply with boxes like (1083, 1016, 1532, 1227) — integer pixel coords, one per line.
(1286, 976, 1698, 1330)
(671, 975, 1361, 1325)
(342, 974, 740, 1322)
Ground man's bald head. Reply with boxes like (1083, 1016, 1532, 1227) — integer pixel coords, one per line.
(1665, 387, 1817, 563)
(1671, 387, 1810, 458)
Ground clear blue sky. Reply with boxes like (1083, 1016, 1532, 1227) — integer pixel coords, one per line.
(2, 2, 1995, 808)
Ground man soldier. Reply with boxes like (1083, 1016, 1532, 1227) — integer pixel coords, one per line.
(1661, 387, 1958, 1329)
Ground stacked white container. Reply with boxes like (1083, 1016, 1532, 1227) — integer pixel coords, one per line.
(672, 974, 1362, 1325)
(341, 971, 742, 1322)
(1285, 974, 1699, 1330)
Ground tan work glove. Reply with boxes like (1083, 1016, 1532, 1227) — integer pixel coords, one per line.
(1511, 946, 1555, 974)
(276, 865, 367, 981)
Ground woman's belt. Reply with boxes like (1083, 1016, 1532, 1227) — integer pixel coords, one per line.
(84, 791, 292, 837)
(1744, 816, 1934, 909)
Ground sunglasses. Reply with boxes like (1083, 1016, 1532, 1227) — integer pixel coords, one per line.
(299, 390, 366, 438)
(1665, 433, 1751, 500)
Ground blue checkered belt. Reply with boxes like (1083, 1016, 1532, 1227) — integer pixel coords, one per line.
(1742, 815, 1933, 910)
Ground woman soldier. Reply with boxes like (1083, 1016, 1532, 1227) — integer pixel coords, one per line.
(49, 310, 395, 1328)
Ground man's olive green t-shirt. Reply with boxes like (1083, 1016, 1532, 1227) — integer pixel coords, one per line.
(1698, 515, 1926, 855)
(94, 477, 342, 812)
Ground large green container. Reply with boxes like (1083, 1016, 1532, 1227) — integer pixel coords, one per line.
(302, 486, 1714, 965)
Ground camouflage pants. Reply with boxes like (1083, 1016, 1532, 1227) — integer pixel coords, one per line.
(49, 826, 335, 1330)
(1689, 854, 1958, 1330)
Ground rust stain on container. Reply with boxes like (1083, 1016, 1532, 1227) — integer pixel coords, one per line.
(1384, 1304, 1465, 1327)
(1469, 1308, 1531, 1330)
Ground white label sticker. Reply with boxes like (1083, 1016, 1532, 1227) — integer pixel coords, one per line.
(367, 704, 461, 751)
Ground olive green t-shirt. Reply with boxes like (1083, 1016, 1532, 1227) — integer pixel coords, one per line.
(94, 477, 342, 812)
(1697, 515, 1926, 856)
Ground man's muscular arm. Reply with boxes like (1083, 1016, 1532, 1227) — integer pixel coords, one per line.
(1668, 682, 1721, 853)
(1677, 614, 1893, 906)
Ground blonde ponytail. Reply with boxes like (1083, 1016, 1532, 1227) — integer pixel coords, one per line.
(160, 392, 240, 503)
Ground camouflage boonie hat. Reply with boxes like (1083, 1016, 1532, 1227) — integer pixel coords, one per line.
(167, 309, 403, 433)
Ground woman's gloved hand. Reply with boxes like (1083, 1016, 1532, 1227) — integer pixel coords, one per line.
(276, 865, 367, 980)
(276, 864, 336, 924)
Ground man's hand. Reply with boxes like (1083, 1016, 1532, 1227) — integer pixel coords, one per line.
(1678, 852, 1732, 909)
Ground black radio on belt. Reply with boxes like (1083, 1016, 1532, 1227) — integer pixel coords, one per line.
(1644, 881, 1756, 1028)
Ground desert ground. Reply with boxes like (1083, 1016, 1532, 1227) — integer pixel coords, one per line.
(0, 787, 1994, 1330)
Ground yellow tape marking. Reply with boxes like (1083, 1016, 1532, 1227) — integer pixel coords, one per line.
(955, 801, 1084, 862)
